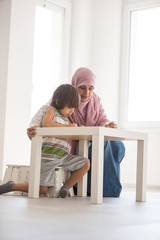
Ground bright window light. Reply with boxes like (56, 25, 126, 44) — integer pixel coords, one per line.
(31, 3, 64, 116)
(128, 6, 160, 121)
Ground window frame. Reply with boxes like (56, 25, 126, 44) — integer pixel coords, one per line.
(119, 0, 160, 129)
(36, 0, 72, 84)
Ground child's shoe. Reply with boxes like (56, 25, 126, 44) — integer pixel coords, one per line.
(60, 185, 69, 198)
(0, 181, 14, 195)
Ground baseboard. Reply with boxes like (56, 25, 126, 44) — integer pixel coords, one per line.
(122, 183, 160, 191)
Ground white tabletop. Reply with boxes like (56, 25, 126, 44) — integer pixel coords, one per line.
(36, 126, 148, 141)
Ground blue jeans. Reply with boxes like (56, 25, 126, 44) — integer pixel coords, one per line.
(87, 141, 125, 197)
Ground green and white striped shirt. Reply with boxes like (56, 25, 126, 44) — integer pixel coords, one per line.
(41, 108, 70, 160)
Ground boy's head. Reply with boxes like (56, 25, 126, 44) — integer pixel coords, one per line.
(51, 84, 80, 111)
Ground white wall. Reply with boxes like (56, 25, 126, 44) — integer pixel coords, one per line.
(1, 0, 124, 181)
(0, 0, 12, 181)
(121, 132, 160, 189)
(91, 0, 122, 121)
(147, 133, 160, 187)
(70, 0, 160, 189)
(0, 0, 36, 179)
(120, 0, 160, 188)
(1, 0, 160, 188)
(69, 0, 93, 76)
(70, 0, 122, 121)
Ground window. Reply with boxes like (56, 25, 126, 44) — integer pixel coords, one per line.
(120, 0, 160, 128)
(31, 0, 71, 116)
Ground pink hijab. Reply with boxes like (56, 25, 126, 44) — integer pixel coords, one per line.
(69, 67, 110, 154)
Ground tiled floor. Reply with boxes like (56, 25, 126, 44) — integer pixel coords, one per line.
(0, 190, 160, 240)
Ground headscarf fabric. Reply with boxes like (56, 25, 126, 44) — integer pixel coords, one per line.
(69, 67, 110, 154)
(70, 67, 109, 126)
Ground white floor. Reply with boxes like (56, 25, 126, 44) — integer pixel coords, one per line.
(0, 190, 160, 240)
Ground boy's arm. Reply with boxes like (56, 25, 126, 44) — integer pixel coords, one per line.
(42, 107, 77, 127)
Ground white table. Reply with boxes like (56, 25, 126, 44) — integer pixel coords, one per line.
(28, 127, 148, 204)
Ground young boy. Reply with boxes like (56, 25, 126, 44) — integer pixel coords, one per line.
(0, 84, 90, 198)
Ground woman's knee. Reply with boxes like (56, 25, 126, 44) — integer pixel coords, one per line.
(104, 141, 125, 163)
(117, 141, 125, 156)
(109, 140, 125, 151)
(111, 141, 125, 162)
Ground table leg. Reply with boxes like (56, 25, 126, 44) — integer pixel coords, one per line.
(91, 135, 104, 204)
(77, 140, 89, 197)
(136, 139, 148, 202)
(28, 135, 42, 198)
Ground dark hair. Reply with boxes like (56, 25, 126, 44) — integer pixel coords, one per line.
(50, 84, 80, 110)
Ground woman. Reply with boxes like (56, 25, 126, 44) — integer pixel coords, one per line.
(27, 67, 125, 197)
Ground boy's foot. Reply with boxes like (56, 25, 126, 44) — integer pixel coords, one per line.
(0, 181, 14, 195)
(60, 185, 69, 198)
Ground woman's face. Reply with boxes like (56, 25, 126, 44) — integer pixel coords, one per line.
(77, 85, 94, 102)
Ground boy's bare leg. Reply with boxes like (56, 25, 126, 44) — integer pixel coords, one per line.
(12, 183, 29, 193)
(65, 160, 90, 189)
(12, 183, 48, 195)
(60, 160, 90, 198)
(0, 182, 48, 195)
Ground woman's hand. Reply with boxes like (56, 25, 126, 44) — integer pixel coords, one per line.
(69, 123, 78, 127)
(105, 121, 117, 128)
(27, 126, 38, 140)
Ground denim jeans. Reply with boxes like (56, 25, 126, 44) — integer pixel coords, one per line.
(87, 141, 125, 197)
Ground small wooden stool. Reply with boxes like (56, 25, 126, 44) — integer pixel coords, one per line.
(3, 164, 74, 197)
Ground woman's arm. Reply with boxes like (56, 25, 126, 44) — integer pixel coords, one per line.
(29, 101, 50, 127)
(95, 96, 117, 128)
(95, 96, 110, 126)
(43, 107, 78, 127)
(27, 101, 50, 140)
